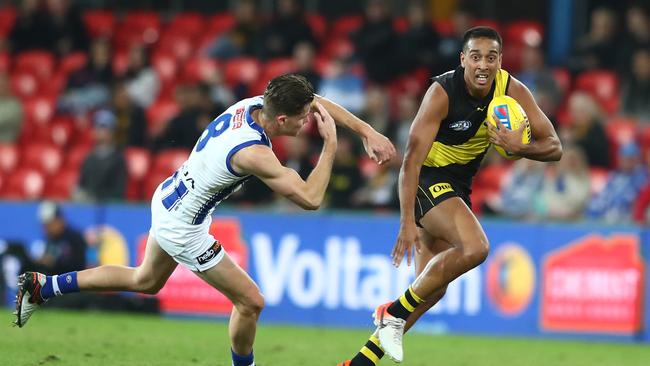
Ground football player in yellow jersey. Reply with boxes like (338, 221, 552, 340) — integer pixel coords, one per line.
(339, 27, 562, 365)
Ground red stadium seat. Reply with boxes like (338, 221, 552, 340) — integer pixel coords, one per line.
(146, 99, 180, 137)
(156, 30, 196, 61)
(505, 21, 544, 47)
(331, 15, 363, 37)
(142, 171, 169, 201)
(263, 58, 296, 79)
(2, 168, 45, 200)
(393, 17, 408, 33)
(321, 37, 354, 59)
(124, 147, 152, 201)
(0, 53, 8, 74)
(43, 168, 79, 200)
(10, 71, 40, 99)
(501, 43, 524, 74)
(49, 116, 75, 148)
(14, 51, 55, 80)
(552, 67, 571, 96)
(0, 7, 16, 38)
(153, 149, 190, 175)
(122, 11, 161, 36)
(66, 144, 92, 170)
(151, 52, 178, 84)
(305, 13, 327, 40)
(183, 57, 220, 83)
(83, 10, 115, 38)
(575, 70, 619, 115)
(22, 144, 63, 176)
(60, 52, 88, 75)
(0, 143, 19, 174)
(112, 50, 129, 76)
(206, 13, 236, 36)
(23, 97, 56, 128)
(432, 19, 454, 36)
(224, 58, 262, 87)
(473, 19, 501, 34)
(168, 12, 206, 38)
(639, 125, 650, 158)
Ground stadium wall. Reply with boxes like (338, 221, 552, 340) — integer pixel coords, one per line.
(0, 201, 648, 343)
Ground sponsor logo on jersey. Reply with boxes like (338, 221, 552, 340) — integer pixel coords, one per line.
(232, 107, 245, 129)
(196, 241, 223, 265)
(429, 182, 454, 198)
(450, 120, 472, 131)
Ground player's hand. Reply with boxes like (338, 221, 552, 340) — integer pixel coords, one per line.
(486, 114, 527, 155)
(313, 102, 336, 142)
(363, 129, 396, 165)
(392, 221, 420, 267)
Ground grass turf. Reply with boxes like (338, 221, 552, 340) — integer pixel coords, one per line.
(1, 309, 649, 366)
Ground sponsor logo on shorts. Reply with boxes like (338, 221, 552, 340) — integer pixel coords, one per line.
(196, 241, 223, 265)
(429, 183, 454, 198)
(449, 120, 472, 131)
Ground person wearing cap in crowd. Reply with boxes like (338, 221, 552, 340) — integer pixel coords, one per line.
(74, 109, 127, 202)
(586, 142, 648, 223)
(34, 201, 87, 275)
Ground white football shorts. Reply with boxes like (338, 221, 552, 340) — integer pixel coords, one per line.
(149, 184, 225, 272)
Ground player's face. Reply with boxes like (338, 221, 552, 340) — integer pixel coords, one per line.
(278, 104, 312, 136)
(461, 38, 502, 95)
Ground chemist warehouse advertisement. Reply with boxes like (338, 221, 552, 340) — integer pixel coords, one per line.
(0, 202, 647, 342)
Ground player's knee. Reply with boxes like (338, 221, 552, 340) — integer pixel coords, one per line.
(239, 291, 265, 317)
(461, 238, 489, 268)
(133, 272, 164, 295)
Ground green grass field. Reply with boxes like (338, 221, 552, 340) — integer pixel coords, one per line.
(2, 309, 649, 366)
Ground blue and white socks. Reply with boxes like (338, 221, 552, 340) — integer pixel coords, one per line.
(40, 272, 80, 300)
(231, 349, 255, 366)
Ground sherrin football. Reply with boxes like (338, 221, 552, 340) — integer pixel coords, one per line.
(486, 95, 531, 160)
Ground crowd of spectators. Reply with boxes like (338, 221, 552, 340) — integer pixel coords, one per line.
(0, 0, 649, 225)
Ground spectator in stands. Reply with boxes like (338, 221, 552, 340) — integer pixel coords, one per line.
(561, 92, 610, 168)
(436, 10, 473, 74)
(360, 86, 391, 136)
(482, 159, 546, 219)
(399, 1, 440, 74)
(327, 133, 363, 209)
(206, 0, 263, 59)
(123, 44, 160, 108)
(47, 0, 89, 55)
(586, 142, 647, 223)
(293, 42, 321, 91)
(569, 7, 620, 73)
(111, 80, 147, 148)
(352, 0, 401, 83)
(517, 46, 562, 102)
(390, 93, 419, 157)
(262, 0, 317, 59)
(33, 201, 87, 275)
(621, 48, 650, 121)
(205, 67, 236, 110)
(75, 110, 127, 202)
(354, 163, 399, 210)
(617, 5, 649, 77)
(283, 133, 313, 180)
(9, 0, 57, 54)
(60, 38, 113, 114)
(533, 147, 591, 221)
(317, 57, 365, 114)
(0, 73, 23, 142)
(632, 147, 650, 224)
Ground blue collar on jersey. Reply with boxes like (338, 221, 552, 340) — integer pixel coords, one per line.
(246, 103, 270, 146)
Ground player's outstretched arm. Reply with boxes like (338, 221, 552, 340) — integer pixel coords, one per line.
(315, 94, 396, 165)
(504, 77, 563, 162)
(231, 104, 337, 210)
(393, 83, 448, 267)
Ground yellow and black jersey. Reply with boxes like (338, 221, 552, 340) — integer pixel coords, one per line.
(424, 66, 510, 183)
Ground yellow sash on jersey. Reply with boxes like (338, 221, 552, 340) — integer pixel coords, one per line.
(424, 69, 510, 168)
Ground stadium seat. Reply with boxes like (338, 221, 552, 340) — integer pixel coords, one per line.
(321, 37, 354, 59)
(23, 97, 56, 128)
(393, 17, 408, 33)
(552, 67, 571, 96)
(83, 10, 115, 38)
(14, 51, 55, 80)
(263, 58, 296, 79)
(605, 117, 637, 168)
(146, 99, 180, 137)
(0, 7, 16, 38)
(473, 19, 501, 34)
(183, 57, 220, 83)
(0, 53, 8, 74)
(153, 148, 190, 176)
(156, 30, 196, 61)
(206, 13, 236, 36)
(124, 147, 152, 201)
(10, 71, 40, 99)
(639, 125, 650, 158)
(501, 43, 524, 74)
(66, 144, 92, 170)
(305, 13, 327, 40)
(0, 143, 19, 174)
(22, 144, 63, 176)
(575, 70, 619, 115)
(2, 168, 45, 200)
(331, 15, 363, 37)
(49, 116, 75, 148)
(224, 58, 262, 87)
(43, 168, 79, 200)
(142, 171, 170, 201)
(432, 19, 454, 36)
(60, 52, 88, 75)
(112, 50, 130, 76)
(504, 21, 543, 47)
(151, 52, 179, 86)
(168, 12, 206, 38)
(122, 11, 161, 38)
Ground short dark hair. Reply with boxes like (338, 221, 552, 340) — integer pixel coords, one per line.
(263, 74, 315, 117)
(462, 26, 503, 53)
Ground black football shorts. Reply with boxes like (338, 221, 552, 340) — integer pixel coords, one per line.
(415, 166, 472, 226)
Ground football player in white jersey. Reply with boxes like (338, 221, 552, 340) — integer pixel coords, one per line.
(14, 74, 396, 366)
